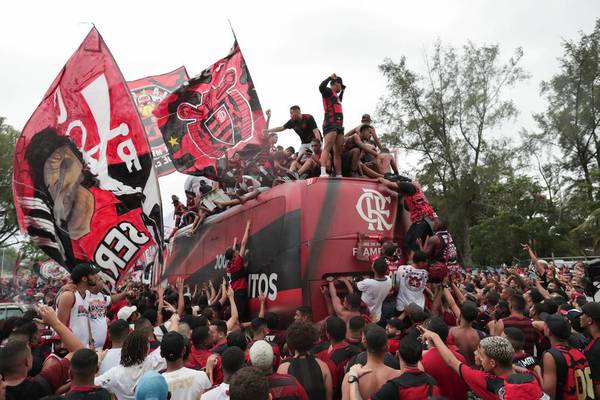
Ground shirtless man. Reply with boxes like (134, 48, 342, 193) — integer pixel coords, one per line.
(361, 148, 399, 178)
(344, 114, 382, 150)
(323, 278, 362, 325)
(289, 140, 322, 178)
(342, 125, 379, 177)
(448, 301, 481, 366)
(342, 325, 401, 400)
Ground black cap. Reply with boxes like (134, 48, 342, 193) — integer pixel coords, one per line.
(542, 314, 571, 340)
(361, 113, 372, 122)
(71, 263, 99, 284)
(387, 318, 403, 330)
(582, 302, 600, 324)
(160, 331, 185, 362)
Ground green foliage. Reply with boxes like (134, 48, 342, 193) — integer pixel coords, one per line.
(377, 41, 529, 265)
(526, 19, 600, 254)
(572, 207, 600, 253)
(0, 118, 19, 248)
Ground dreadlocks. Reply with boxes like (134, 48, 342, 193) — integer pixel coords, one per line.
(120, 331, 148, 367)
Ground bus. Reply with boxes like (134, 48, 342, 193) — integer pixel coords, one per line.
(161, 177, 409, 321)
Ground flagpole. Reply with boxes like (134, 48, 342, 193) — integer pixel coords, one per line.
(227, 18, 238, 44)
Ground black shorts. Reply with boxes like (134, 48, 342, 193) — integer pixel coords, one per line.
(323, 125, 344, 135)
(405, 219, 433, 252)
(234, 289, 248, 322)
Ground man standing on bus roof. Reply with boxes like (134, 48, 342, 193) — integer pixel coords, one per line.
(225, 220, 252, 322)
(264, 106, 322, 159)
(319, 73, 345, 177)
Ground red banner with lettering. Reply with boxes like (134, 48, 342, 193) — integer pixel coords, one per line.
(128, 67, 189, 177)
(153, 42, 266, 175)
(12, 28, 163, 289)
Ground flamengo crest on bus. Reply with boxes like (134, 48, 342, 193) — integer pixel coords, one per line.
(355, 188, 393, 231)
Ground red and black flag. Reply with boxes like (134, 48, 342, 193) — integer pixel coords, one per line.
(128, 67, 189, 177)
(12, 28, 163, 290)
(153, 42, 266, 175)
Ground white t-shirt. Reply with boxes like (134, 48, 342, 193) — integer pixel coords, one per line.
(95, 356, 166, 400)
(86, 291, 111, 350)
(395, 265, 428, 311)
(145, 347, 167, 371)
(99, 348, 122, 375)
(201, 383, 230, 400)
(67, 290, 91, 348)
(356, 277, 392, 321)
(162, 367, 211, 400)
(153, 321, 172, 342)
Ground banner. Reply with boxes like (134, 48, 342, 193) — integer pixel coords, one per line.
(154, 42, 266, 175)
(37, 259, 70, 281)
(128, 67, 189, 177)
(12, 28, 163, 289)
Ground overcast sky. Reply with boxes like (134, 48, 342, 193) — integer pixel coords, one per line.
(2, 0, 599, 226)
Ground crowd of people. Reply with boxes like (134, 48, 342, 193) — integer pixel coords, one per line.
(0, 238, 598, 400)
(0, 274, 64, 305)
(0, 73, 599, 400)
(168, 73, 401, 236)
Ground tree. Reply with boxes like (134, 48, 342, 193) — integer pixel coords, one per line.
(377, 41, 529, 265)
(534, 20, 600, 203)
(0, 118, 19, 248)
(571, 206, 600, 253)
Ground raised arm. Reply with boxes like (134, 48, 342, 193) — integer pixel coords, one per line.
(340, 276, 355, 294)
(176, 277, 185, 316)
(329, 280, 346, 317)
(226, 286, 239, 331)
(419, 326, 462, 373)
(443, 287, 461, 320)
(156, 285, 165, 325)
(218, 279, 228, 306)
(265, 126, 286, 134)
(417, 236, 436, 256)
(431, 285, 444, 316)
(240, 220, 251, 257)
(258, 291, 267, 319)
(110, 283, 132, 303)
(450, 280, 467, 304)
(37, 305, 83, 354)
(534, 278, 551, 299)
(265, 109, 272, 130)
(522, 244, 545, 276)
(319, 75, 333, 96)
(321, 285, 334, 316)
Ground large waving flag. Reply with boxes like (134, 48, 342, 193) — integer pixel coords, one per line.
(12, 28, 163, 290)
(153, 42, 266, 175)
(128, 67, 189, 177)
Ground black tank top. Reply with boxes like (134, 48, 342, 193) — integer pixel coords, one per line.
(288, 355, 326, 400)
